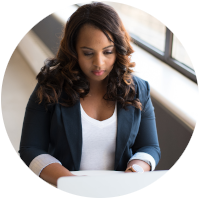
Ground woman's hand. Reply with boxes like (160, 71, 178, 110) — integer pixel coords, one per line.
(40, 163, 77, 186)
(124, 169, 133, 173)
(125, 159, 150, 172)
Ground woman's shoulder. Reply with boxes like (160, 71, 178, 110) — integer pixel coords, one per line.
(131, 74, 150, 101)
(132, 74, 149, 89)
(28, 82, 59, 111)
(29, 82, 40, 101)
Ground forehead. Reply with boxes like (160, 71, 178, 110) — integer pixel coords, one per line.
(76, 24, 113, 47)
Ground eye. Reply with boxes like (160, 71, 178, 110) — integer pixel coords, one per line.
(84, 53, 93, 56)
(104, 51, 113, 55)
(83, 51, 113, 56)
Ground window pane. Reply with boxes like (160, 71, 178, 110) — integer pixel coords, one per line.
(77, 1, 93, 6)
(103, 1, 166, 51)
(172, 35, 193, 69)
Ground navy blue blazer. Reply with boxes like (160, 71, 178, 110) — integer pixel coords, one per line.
(19, 75, 161, 171)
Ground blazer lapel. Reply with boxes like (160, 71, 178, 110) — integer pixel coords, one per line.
(60, 99, 82, 171)
(114, 102, 135, 170)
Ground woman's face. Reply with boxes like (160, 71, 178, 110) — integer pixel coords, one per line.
(76, 24, 116, 83)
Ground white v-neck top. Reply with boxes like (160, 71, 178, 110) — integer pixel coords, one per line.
(79, 102, 117, 170)
(29, 102, 156, 176)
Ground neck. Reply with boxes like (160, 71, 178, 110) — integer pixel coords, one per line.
(87, 77, 108, 97)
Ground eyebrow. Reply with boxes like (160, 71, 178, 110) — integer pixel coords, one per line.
(80, 45, 114, 50)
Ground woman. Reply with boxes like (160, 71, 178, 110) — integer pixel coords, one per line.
(19, 2, 161, 186)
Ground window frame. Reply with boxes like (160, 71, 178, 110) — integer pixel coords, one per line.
(130, 28, 197, 83)
(75, 3, 197, 83)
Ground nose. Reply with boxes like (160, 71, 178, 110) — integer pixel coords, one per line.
(92, 53, 104, 69)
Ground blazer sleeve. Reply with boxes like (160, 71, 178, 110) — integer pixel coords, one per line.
(131, 80, 161, 166)
(18, 83, 52, 167)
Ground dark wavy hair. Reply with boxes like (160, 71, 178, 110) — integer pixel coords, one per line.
(36, 2, 142, 111)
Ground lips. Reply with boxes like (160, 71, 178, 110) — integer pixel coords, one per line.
(92, 70, 105, 76)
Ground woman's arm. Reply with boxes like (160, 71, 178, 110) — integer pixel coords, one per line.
(126, 80, 161, 172)
(39, 163, 76, 186)
(19, 84, 77, 185)
(19, 84, 52, 166)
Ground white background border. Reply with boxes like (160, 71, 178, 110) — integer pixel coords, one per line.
(1, 0, 200, 199)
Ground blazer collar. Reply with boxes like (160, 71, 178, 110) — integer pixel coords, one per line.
(60, 98, 135, 171)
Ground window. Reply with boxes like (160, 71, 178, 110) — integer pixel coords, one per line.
(172, 35, 193, 70)
(76, 2, 197, 82)
(104, 2, 166, 52)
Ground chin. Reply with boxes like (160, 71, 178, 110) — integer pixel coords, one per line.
(89, 74, 109, 82)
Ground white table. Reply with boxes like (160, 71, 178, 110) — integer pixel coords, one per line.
(57, 170, 167, 198)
